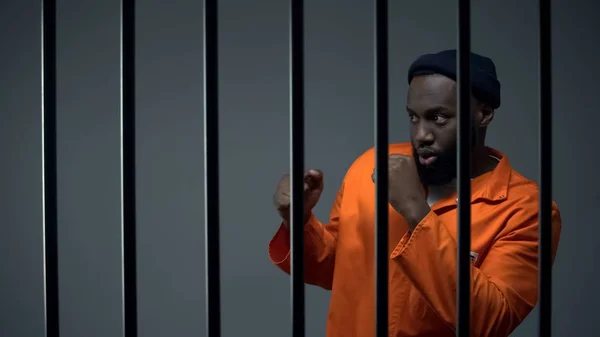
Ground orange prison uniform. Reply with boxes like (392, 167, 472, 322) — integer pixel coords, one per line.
(268, 142, 562, 337)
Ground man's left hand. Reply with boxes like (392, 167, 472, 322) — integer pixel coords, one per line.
(371, 154, 431, 230)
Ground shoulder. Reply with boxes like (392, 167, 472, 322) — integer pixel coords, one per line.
(503, 168, 562, 231)
(493, 166, 563, 258)
(508, 169, 560, 210)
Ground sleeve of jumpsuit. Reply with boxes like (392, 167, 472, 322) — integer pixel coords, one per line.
(268, 180, 345, 290)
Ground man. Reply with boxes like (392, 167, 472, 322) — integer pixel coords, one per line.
(268, 49, 562, 337)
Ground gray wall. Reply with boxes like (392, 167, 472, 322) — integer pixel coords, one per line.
(1, 0, 597, 336)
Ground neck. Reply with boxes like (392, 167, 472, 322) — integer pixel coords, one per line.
(471, 144, 497, 177)
(429, 146, 496, 190)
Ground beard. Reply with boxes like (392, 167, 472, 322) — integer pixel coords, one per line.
(413, 127, 478, 186)
(413, 144, 457, 186)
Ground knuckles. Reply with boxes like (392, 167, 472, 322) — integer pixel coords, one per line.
(388, 154, 414, 170)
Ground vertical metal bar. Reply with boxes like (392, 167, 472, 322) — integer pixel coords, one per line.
(456, 0, 471, 336)
(290, 0, 305, 336)
(538, 0, 552, 336)
(121, 0, 138, 336)
(374, 1, 389, 337)
(204, 0, 222, 336)
(41, 0, 59, 336)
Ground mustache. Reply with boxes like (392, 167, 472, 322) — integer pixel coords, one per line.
(413, 146, 456, 159)
(415, 148, 438, 157)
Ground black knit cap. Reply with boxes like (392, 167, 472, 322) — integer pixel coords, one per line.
(407, 49, 501, 109)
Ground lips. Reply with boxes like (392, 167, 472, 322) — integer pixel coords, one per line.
(419, 155, 437, 166)
(416, 149, 437, 166)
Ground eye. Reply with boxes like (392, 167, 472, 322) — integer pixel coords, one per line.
(433, 114, 448, 125)
(409, 114, 419, 124)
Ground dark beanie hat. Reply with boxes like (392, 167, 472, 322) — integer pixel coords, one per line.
(407, 49, 501, 109)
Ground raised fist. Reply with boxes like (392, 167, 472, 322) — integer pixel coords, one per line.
(273, 169, 324, 228)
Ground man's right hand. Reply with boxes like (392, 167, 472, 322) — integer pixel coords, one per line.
(273, 169, 324, 229)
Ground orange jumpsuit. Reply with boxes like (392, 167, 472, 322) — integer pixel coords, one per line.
(268, 142, 562, 337)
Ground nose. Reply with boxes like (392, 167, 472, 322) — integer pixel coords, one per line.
(413, 122, 434, 145)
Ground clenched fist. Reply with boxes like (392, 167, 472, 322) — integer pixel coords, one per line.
(273, 169, 324, 228)
(371, 154, 431, 230)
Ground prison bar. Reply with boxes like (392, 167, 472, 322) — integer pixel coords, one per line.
(121, 0, 138, 336)
(204, 0, 222, 336)
(374, 0, 389, 337)
(456, 0, 472, 336)
(538, 0, 553, 336)
(36, 1, 555, 336)
(290, 0, 306, 336)
(42, 0, 59, 336)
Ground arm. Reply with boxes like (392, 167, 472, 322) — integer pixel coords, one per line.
(268, 180, 344, 290)
(391, 202, 562, 337)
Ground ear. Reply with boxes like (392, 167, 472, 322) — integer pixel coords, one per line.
(475, 104, 495, 128)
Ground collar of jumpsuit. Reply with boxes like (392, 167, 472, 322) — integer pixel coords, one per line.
(268, 142, 562, 337)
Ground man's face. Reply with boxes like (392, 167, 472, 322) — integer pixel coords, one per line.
(406, 74, 477, 186)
